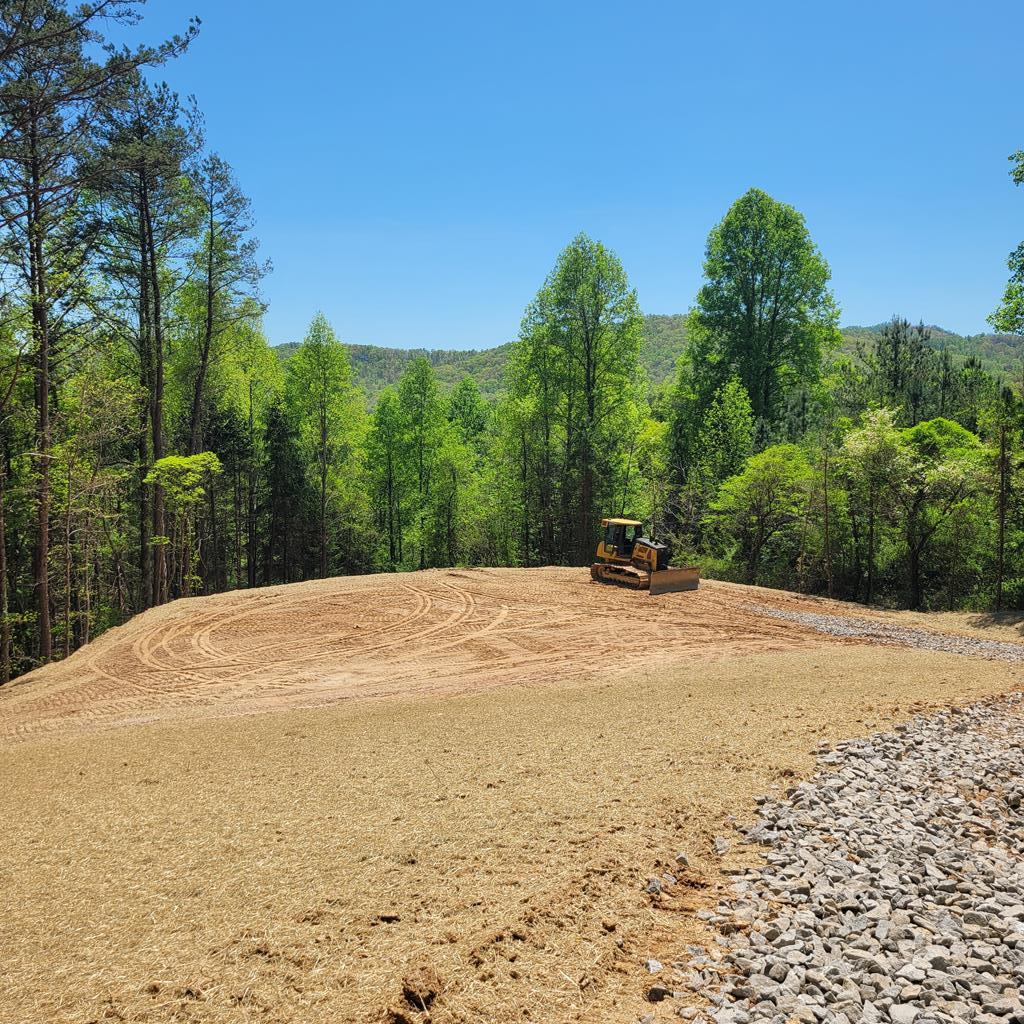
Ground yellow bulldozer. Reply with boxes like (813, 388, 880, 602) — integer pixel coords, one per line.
(590, 517, 700, 595)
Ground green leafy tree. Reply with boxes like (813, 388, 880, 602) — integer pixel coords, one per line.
(287, 313, 363, 578)
(860, 317, 934, 425)
(448, 375, 489, 441)
(508, 233, 645, 563)
(367, 388, 406, 566)
(675, 375, 755, 543)
(839, 409, 912, 603)
(688, 188, 840, 427)
(144, 452, 222, 597)
(706, 444, 813, 584)
(429, 428, 475, 565)
(261, 402, 311, 584)
(989, 150, 1024, 335)
(226, 319, 281, 587)
(397, 356, 446, 569)
(899, 418, 983, 609)
(691, 376, 755, 493)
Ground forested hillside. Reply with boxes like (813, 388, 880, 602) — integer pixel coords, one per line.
(276, 317, 1024, 403)
(1, 4, 1024, 684)
(274, 339, 515, 400)
(274, 313, 693, 401)
(840, 324, 1024, 381)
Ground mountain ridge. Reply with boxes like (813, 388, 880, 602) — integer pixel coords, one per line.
(274, 315, 1024, 401)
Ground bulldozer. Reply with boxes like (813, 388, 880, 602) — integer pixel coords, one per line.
(590, 518, 699, 595)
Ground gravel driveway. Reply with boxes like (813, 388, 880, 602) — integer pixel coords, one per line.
(747, 604, 1024, 664)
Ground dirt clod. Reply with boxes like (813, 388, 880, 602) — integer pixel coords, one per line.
(401, 964, 442, 1011)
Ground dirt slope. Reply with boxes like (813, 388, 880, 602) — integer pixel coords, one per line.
(0, 568, 842, 742)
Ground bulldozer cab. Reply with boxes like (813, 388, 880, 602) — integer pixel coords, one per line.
(601, 518, 643, 560)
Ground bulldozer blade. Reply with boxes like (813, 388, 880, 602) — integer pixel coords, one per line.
(648, 566, 700, 596)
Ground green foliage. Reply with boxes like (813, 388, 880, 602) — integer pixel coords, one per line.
(447, 375, 489, 440)
(706, 444, 813, 584)
(503, 232, 646, 564)
(990, 150, 1024, 336)
(144, 452, 222, 595)
(144, 452, 223, 507)
(287, 312, 367, 576)
(692, 377, 755, 490)
(688, 188, 841, 425)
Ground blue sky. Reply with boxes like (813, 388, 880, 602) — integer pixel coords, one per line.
(126, 0, 1022, 348)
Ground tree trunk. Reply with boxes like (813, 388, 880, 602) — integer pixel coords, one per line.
(189, 206, 216, 455)
(29, 117, 52, 662)
(246, 386, 257, 587)
(908, 543, 923, 611)
(865, 486, 876, 605)
(64, 460, 73, 658)
(142, 171, 167, 605)
(996, 424, 1008, 611)
(0, 460, 9, 684)
(319, 468, 328, 578)
(822, 449, 833, 598)
(385, 450, 396, 563)
(137, 207, 153, 610)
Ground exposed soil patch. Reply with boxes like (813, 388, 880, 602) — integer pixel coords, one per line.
(0, 568, 847, 742)
(2, 569, 1023, 1023)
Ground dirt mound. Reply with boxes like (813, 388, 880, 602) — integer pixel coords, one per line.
(0, 568, 839, 741)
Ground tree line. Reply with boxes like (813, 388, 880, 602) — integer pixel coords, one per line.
(1, 3, 1023, 682)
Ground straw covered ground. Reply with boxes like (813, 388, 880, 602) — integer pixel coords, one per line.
(1, 568, 1022, 1024)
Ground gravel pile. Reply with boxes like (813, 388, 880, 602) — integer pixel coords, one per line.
(649, 694, 1024, 1024)
(746, 605, 1024, 664)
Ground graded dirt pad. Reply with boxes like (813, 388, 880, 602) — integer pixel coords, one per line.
(0, 569, 847, 743)
(1, 570, 1023, 1024)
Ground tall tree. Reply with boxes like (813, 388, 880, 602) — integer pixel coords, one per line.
(0, 0, 193, 660)
(861, 316, 934, 424)
(509, 233, 645, 564)
(287, 312, 359, 578)
(839, 409, 912, 604)
(228, 318, 280, 588)
(367, 388, 405, 565)
(990, 149, 1024, 336)
(397, 356, 445, 570)
(688, 188, 840, 426)
(690, 376, 755, 495)
(92, 73, 200, 609)
(898, 418, 982, 609)
(186, 153, 266, 455)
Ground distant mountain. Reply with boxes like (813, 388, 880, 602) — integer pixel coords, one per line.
(274, 315, 690, 401)
(274, 316, 1023, 402)
(274, 340, 514, 400)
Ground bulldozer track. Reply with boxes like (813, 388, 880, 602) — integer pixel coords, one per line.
(0, 568, 853, 742)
